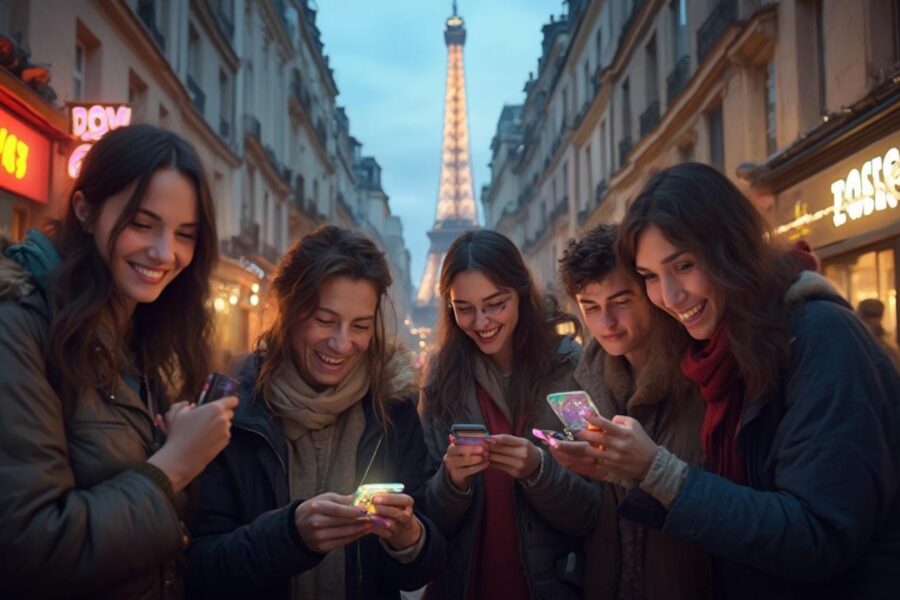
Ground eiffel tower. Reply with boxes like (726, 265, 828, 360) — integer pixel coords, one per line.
(414, 1, 478, 328)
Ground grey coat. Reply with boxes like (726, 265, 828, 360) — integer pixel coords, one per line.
(419, 355, 602, 600)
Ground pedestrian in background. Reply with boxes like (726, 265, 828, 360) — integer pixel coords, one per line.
(187, 225, 446, 599)
(588, 162, 899, 599)
(420, 229, 601, 600)
(0, 124, 237, 598)
(856, 298, 900, 370)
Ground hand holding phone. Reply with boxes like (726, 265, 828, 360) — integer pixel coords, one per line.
(352, 483, 405, 516)
(444, 425, 490, 492)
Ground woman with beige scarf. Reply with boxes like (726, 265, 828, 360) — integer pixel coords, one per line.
(420, 230, 602, 600)
(186, 226, 446, 599)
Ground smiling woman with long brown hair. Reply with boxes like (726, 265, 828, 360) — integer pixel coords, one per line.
(582, 163, 900, 599)
(0, 124, 236, 598)
(187, 225, 446, 600)
(420, 229, 601, 600)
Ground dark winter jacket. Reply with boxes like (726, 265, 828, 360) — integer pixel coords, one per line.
(186, 350, 447, 599)
(620, 271, 900, 599)
(0, 231, 186, 599)
(419, 353, 602, 600)
(575, 336, 711, 600)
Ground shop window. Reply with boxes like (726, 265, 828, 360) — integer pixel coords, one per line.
(824, 248, 897, 343)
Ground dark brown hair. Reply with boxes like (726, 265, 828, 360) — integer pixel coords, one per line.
(559, 223, 625, 299)
(49, 124, 218, 404)
(617, 162, 794, 403)
(255, 225, 394, 427)
(423, 230, 572, 426)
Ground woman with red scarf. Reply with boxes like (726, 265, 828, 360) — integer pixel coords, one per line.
(580, 163, 899, 599)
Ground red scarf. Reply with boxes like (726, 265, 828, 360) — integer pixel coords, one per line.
(680, 323, 746, 483)
(466, 384, 530, 600)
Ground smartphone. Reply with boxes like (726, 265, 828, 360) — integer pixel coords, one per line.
(352, 483, 405, 515)
(450, 423, 490, 446)
(546, 390, 601, 432)
(531, 427, 566, 449)
(197, 372, 240, 405)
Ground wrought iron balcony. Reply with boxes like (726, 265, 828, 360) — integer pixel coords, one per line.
(243, 114, 261, 141)
(618, 136, 633, 166)
(187, 75, 205, 114)
(697, 0, 737, 63)
(666, 55, 690, 106)
(639, 100, 660, 137)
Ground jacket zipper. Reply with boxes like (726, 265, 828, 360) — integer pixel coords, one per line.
(353, 434, 383, 600)
(235, 424, 287, 475)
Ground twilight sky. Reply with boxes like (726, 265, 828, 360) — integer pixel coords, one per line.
(317, 1, 561, 292)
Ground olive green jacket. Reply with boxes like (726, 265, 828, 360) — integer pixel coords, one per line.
(0, 232, 185, 599)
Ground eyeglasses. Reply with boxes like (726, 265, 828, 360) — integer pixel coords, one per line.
(449, 295, 512, 324)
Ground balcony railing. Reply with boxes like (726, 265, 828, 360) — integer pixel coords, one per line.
(639, 100, 660, 137)
(697, 0, 737, 62)
(136, 1, 166, 50)
(666, 55, 691, 106)
(618, 136, 633, 167)
(243, 114, 261, 141)
(187, 75, 205, 114)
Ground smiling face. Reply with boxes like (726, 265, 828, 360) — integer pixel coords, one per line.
(79, 168, 199, 317)
(449, 269, 519, 371)
(634, 224, 725, 340)
(291, 276, 377, 390)
(576, 269, 653, 364)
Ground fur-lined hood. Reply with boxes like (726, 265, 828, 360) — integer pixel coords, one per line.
(0, 230, 59, 304)
(378, 339, 419, 403)
(785, 269, 849, 310)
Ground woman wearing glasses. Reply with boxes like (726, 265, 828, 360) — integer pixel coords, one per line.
(419, 230, 601, 600)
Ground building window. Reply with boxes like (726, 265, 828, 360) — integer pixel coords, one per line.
(815, 0, 826, 116)
(707, 103, 724, 170)
(188, 25, 201, 82)
(219, 69, 233, 138)
(671, 0, 688, 59)
(595, 27, 603, 66)
(583, 60, 591, 101)
(73, 41, 85, 100)
(765, 61, 776, 155)
(622, 78, 631, 138)
(128, 69, 148, 122)
(645, 34, 658, 103)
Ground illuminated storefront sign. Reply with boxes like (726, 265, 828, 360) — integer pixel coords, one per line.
(831, 147, 899, 227)
(67, 104, 132, 178)
(0, 104, 51, 203)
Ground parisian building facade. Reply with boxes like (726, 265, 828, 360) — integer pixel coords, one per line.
(0, 0, 415, 365)
(482, 0, 900, 346)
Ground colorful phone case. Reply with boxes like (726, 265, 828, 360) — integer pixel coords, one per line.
(450, 424, 489, 446)
(546, 390, 601, 432)
(352, 483, 405, 514)
(531, 428, 565, 449)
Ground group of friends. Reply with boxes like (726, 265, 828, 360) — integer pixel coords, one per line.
(0, 124, 897, 600)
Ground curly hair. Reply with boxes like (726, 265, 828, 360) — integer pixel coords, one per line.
(558, 223, 627, 299)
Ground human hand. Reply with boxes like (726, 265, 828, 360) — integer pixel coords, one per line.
(294, 492, 373, 553)
(148, 395, 238, 491)
(581, 414, 659, 481)
(369, 493, 422, 550)
(444, 437, 490, 492)
(484, 434, 541, 480)
(547, 439, 607, 481)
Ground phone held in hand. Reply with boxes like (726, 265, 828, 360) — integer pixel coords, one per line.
(197, 372, 240, 405)
(532, 428, 566, 448)
(546, 390, 601, 434)
(449, 423, 490, 446)
(352, 483, 405, 515)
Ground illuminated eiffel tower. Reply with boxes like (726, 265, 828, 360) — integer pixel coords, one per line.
(414, 2, 478, 328)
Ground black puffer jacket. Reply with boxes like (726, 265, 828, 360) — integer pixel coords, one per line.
(186, 351, 447, 599)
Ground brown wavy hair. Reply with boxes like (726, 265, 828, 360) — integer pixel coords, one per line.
(422, 230, 574, 427)
(48, 124, 218, 404)
(617, 162, 794, 403)
(255, 225, 394, 428)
